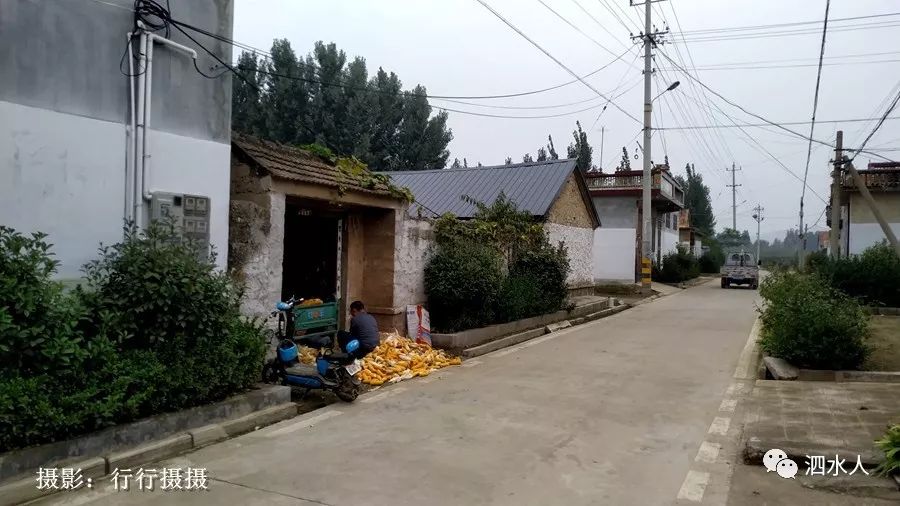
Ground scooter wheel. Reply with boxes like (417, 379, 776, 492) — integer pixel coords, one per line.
(261, 361, 281, 384)
(335, 372, 359, 402)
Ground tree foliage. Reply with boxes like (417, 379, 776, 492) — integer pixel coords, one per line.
(676, 163, 715, 237)
(232, 41, 452, 171)
(566, 121, 593, 172)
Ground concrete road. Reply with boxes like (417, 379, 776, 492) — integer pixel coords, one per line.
(41, 280, 761, 506)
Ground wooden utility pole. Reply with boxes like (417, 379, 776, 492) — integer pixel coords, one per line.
(829, 130, 843, 258)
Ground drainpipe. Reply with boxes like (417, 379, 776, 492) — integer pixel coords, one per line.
(134, 30, 148, 225)
(125, 32, 137, 223)
(133, 28, 198, 226)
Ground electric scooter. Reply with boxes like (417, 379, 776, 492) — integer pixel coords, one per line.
(261, 297, 362, 402)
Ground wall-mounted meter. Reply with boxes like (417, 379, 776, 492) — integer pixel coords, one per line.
(150, 192, 210, 256)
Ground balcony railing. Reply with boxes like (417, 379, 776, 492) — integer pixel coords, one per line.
(841, 168, 900, 191)
(586, 169, 684, 207)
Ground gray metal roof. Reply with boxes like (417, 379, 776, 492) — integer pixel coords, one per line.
(385, 159, 580, 219)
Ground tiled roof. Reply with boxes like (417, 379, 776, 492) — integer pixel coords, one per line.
(385, 159, 598, 223)
(231, 133, 396, 197)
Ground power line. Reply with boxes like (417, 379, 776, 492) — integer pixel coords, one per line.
(799, 0, 830, 253)
(570, 0, 632, 52)
(849, 81, 900, 162)
(537, 0, 636, 65)
(656, 116, 900, 131)
(672, 11, 900, 36)
(474, 0, 641, 124)
(658, 58, 900, 71)
(675, 19, 900, 43)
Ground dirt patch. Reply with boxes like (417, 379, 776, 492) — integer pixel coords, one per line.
(865, 315, 900, 371)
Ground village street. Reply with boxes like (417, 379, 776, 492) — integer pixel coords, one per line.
(42, 280, 763, 506)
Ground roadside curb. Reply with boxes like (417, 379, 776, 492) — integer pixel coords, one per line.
(1, 402, 299, 505)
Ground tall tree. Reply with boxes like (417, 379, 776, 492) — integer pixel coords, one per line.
(522, 153, 534, 163)
(505, 157, 513, 165)
(547, 135, 559, 160)
(395, 85, 452, 170)
(566, 121, 593, 172)
(232, 51, 264, 135)
(338, 56, 374, 158)
(450, 158, 462, 169)
(618, 147, 631, 171)
(308, 42, 348, 150)
(676, 163, 716, 237)
(366, 67, 404, 170)
(536, 147, 548, 162)
(261, 39, 309, 144)
(463, 158, 468, 168)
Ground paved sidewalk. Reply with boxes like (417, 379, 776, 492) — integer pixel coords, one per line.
(742, 381, 899, 466)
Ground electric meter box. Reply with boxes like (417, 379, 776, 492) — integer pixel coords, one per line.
(150, 192, 211, 255)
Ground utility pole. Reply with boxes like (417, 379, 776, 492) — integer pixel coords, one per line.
(829, 130, 843, 258)
(632, 0, 668, 290)
(752, 205, 764, 262)
(600, 126, 605, 171)
(726, 163, 742, 230)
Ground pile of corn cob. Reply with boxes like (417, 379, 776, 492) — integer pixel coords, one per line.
(357, 332, 461, 386)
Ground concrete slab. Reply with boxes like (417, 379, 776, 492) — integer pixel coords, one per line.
(742, 381, 900, 466)
(187, 425, 228, 448)
(219, 403, 298, 438)
(38, 280, 763, 505)
(106, 434, 193, 472)
(763, 356, 799, 380)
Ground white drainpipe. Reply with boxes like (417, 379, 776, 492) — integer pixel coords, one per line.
(125, 32, 136, 223)
(131, 27, 198, 227)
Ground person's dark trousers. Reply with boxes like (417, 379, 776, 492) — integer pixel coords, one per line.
(337, 330, 373, 359)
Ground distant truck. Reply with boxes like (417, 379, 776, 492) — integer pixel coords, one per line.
(720, 251, 759, 289)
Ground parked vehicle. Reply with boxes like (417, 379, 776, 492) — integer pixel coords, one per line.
(720, 251, 759, 289)
(262, 297, 362, 402)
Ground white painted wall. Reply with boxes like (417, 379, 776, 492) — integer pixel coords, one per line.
(394, 212, 433, 306)
(545, 222, 594, 287)
(848, 222, 900, 255)
(0, 100, 229, 280)
(593, 228, 635, 283)
(661, 229, 680, 256)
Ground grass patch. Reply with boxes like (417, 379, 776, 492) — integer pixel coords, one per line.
(864, 316, 900, 371)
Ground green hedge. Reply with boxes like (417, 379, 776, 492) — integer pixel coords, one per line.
(424, 242, 503, 332)
(758, 271, 869, 370)
(806, 243, 900, 307)
(0, 224, 266, 452)
(653, 246, 700, 283)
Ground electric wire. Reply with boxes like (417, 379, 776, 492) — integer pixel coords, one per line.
(537, 0, 637, 65)
(474, 0, 641, 124)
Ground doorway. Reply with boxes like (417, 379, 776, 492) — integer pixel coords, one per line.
(281, 203, 340, 303)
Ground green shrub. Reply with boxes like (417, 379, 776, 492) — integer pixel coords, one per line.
(0, 223, 266, 452)
(0, 227, 90, 375)
(424, 242, 503, 332)
(807, 243, 900, 307)
(654, 246, 700, 283)
(698, 253, 720, 274)
(758, 271, 870, 370)
(496, 243, 570, 322)
(874, 424, 900, 477)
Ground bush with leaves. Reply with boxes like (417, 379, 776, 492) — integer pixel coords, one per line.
(0, 223, 266, 452)
(874, 424, 900, 477)
(654, 246, 700, 283)
(758, 271, 870, 370)
(424, 242, 503, 332)
(806, 242, 900, 307)
(0, 227, 90, 375)
(497, 243, 569, 322)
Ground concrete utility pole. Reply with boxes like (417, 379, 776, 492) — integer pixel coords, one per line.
(829, 130, 843, 258)
(726, 163, 742, 230)
(752, 205, 764, 262)
(633, 0, 669, 289)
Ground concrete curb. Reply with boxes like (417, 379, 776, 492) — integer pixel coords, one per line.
(0, 402, 299, 505)
(761, 357, 900, 383)
(742, 435, 882, 467)
(461, 303, 629, 358)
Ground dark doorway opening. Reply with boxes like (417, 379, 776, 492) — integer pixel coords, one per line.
(282, 203, 339, 303)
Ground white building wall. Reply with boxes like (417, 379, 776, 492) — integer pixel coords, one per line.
(394, 213, 433, 307)
(545, 222, 594, 288)
(0, 100, 230, 280)
(661, 229, 680, 256)
(848, 222, 900, 255)
(593, 228, 636, 283)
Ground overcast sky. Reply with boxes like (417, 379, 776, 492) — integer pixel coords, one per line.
(234, 0, 900, 239)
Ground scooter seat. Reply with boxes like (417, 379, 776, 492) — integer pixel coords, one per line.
(297, 335, 333, 349)
(284, 364, 319, 377)
(324, 352, 356, 365)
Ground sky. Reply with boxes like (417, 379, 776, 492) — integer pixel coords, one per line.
(233, 0, 900, 239)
